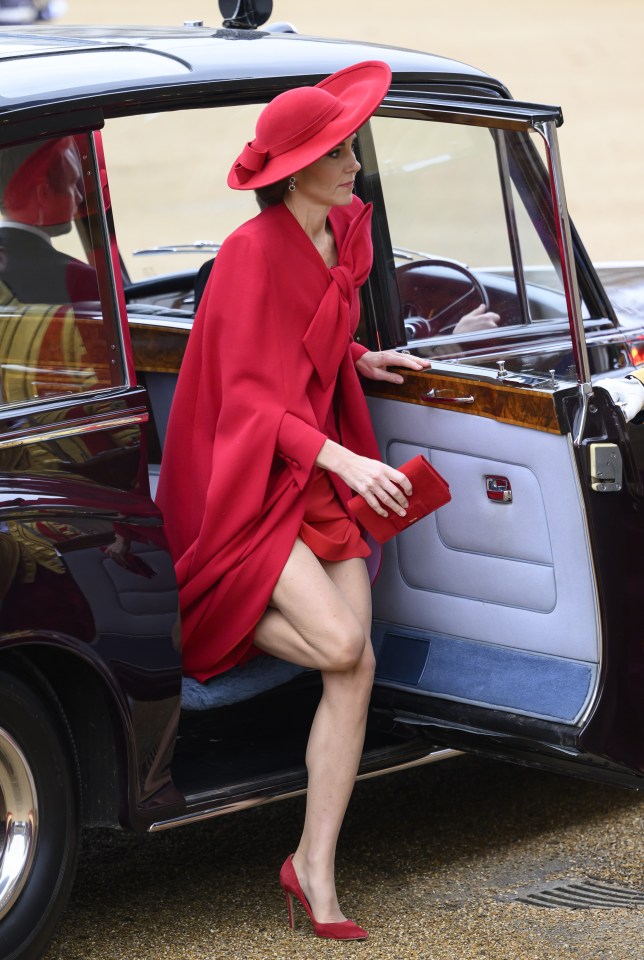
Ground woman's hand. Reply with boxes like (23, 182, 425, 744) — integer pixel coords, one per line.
(355, 349, 430, 385)
(316, 440, 412, 518)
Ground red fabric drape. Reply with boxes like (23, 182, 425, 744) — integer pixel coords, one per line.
(156, 197, 381, 681)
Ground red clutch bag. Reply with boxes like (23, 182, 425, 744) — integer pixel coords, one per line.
(348, 454, 451, 544)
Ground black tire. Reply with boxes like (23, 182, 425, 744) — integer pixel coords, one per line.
(0, 669, 80, 960)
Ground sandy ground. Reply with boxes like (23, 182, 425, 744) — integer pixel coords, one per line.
(57, 0, 644, 264)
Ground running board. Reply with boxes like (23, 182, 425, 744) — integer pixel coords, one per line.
(148, 747, 460, 833)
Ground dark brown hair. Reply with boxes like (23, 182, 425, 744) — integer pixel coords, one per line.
(254, 177, 290, 210)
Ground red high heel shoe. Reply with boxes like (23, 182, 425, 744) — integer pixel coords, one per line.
(279, 854, 369, 941)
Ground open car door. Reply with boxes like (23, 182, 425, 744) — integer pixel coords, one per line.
(360, 92, 644, 788)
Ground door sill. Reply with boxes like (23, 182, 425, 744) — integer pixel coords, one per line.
(149, 738, 460, 832)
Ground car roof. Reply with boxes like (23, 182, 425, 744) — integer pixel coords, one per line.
(0, 24, 506, 124)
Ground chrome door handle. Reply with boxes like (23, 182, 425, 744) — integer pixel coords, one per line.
(486, 475, 513, 503)
(420, 389, 475, 405)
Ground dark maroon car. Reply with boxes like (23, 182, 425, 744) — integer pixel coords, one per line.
(1, 3, 643, 958)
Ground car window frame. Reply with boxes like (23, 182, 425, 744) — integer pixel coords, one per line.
(360, 90, 593, 395)
(0, 122, 133, 421)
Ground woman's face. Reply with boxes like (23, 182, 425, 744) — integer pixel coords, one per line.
(294, 135, 360, 209)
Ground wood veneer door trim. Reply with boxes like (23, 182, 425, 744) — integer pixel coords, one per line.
(364, 371, 563, 435)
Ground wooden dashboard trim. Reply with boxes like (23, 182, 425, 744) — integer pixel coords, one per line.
(365, 371, 563, 434)
(129, 323, 563, 435)
(130, 322, 188, 374)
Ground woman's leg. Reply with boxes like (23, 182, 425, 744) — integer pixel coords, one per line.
(292, 557, 375, 923)
(254, 537, 368, 671)
(254, 539, 375, 923)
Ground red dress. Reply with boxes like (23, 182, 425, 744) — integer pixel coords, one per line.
(156, 196, 381, 681)
(300, 468, 370, 562)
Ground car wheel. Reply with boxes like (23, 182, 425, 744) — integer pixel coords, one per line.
(0, 669, 80, 960)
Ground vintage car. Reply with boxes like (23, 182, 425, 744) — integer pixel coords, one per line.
(1, 2, 643, 958)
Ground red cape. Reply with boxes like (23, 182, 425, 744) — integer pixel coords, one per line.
(156, 197, 382, 681)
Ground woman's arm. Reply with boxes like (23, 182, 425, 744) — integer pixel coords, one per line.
(316, 439, 411, 518)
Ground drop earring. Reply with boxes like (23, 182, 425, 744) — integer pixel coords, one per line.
(288, 176, 296, 192)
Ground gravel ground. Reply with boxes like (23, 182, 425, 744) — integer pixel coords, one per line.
(45, 755, 643, 960)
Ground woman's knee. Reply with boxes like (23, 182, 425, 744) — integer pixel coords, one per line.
(319, 622, 367, 672)
(322, 642, 376, 712)
(322, 628, 377, 677)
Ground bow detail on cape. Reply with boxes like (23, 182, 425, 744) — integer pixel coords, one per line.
(302, 202, 373, 389)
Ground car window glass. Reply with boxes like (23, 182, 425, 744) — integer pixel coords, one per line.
(377, 120, 514, 270)
(370, 114, 594, 370)
(102, 105, 265, 311)
(0, 133, 124, 407)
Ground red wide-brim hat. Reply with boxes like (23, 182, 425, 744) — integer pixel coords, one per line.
(227, 60, 392, 191)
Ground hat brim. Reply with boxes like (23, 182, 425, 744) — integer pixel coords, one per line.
(228, 60, 392, 191)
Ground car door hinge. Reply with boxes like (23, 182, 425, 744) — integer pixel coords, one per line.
(589, 442, 622, 492)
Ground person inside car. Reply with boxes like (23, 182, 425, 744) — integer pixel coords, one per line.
(157, 61, 432, 941)
(0, 136, 98, 304)
(0, 137, 112, 403)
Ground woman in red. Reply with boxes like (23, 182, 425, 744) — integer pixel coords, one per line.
(157, 61, 428, 939)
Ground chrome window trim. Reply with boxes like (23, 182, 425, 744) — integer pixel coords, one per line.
(534, 120, 592, 444)
(0, 409, 147, 450)
(402, 315, 621, 356)
(380, 92, 562, 130)
(0, 382, 140, 418)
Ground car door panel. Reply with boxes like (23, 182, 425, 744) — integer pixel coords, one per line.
(367, 382, 600, 728)
(359, 97, 637, 761)
(372, 626, 594, 725)
(392, 442, 556, 609)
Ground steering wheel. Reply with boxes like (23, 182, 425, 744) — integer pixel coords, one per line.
(397, 258, 491, 340)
